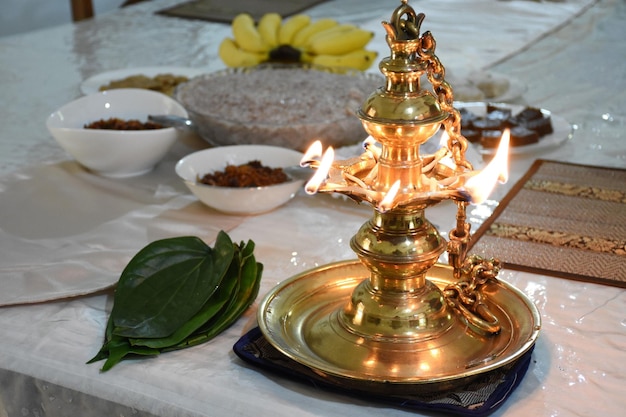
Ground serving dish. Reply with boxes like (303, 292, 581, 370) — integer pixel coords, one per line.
(447, 71, 527, 103)
(80, 66, 206, 95)
(174, 65, 384, 152)
(455, 102, 573, 155)
(480, 73, 527, 102)
(175, 145, 306, 215)
(47, 88, 187, 177)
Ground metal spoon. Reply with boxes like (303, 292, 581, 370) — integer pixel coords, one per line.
(149, 114, 196, 130)
(282, 165, 313, 182)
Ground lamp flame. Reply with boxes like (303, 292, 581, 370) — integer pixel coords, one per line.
(462, 129, 510, 204)
(439, 131, 450, 148)
(363, 136, 382, 159)
(301, 140, 323, 166)
(305, 145, 335, 194)
(379, 180, 401, 212)
(436, 132, 457, 170)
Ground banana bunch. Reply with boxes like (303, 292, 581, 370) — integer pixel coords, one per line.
(218, 13, 377, 72)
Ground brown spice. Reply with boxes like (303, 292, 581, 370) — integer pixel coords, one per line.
(199, 160, 289, 187)
(98, 73, 189, 97)
(84, 118, 164, 130)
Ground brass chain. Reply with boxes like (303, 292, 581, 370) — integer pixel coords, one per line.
(443, 255, 502, 335)
(403, 19, 473, 172)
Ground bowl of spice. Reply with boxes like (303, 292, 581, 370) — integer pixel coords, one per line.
(175, 145, 306, 215)
(46, 88, 187, 177)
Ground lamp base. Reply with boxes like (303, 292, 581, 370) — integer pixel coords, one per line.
(258, 260, 540, 393)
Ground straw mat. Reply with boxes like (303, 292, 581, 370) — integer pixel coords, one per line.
(157, 0, 329, 23)
(468, 160, 626, 288)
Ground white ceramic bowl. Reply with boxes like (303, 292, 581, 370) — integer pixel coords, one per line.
(46, 88, 188, 177)
(176, 145, 305, 215)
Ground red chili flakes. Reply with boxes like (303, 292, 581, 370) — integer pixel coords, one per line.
(84, 117, 164, 130)
(199, 160, 289, 187)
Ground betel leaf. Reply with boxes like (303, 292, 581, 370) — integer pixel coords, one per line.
(129, 247, 243, 349)
(88, 232, 263, 371)
(110, 233, 234, 339)
(206, 244, 262, 336)
(97, 335, 160, 372)
(165, 240, 263, 351)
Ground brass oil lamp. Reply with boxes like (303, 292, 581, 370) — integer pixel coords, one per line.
(258, 0, 539, 391)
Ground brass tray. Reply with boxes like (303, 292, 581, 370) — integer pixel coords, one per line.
(258, 260, 540, 392)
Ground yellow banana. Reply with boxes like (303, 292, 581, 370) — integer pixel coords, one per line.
(302, 24, 356, 49)
(308, 27, 374, 56)
(257, 13, 282, 49)
(218, 38, 267, 67)
(277, 14, 311, 45)
(300, 52, 315, 64)
(311, 49, 378, 71)
(291, 18, 339, 47)
(232, 13, 268, 53)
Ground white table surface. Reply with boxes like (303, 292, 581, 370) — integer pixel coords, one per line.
(0, 0, 624, 416)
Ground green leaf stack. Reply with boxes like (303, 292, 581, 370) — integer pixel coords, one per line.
(88, 231, 262, 371)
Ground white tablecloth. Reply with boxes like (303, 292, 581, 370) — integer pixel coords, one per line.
(0, 1, 624, 416)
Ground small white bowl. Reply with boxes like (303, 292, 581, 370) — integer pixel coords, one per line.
(176, 145, 305, 215)
(46, 88, 187, 177)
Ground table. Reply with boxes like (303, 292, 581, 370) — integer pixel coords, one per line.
(1, 0, 624, 416)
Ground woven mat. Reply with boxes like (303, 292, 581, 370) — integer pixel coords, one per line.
(157, 0, 329, 23)
(468, 160, 626, 288)
(234, 326, 534, 417)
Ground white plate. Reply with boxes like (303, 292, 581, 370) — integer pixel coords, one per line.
(455, 102, 574, 155)
(447, 71, 527, 103)
(489, 74, 527, 103)
(80, 66, 206, 95)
